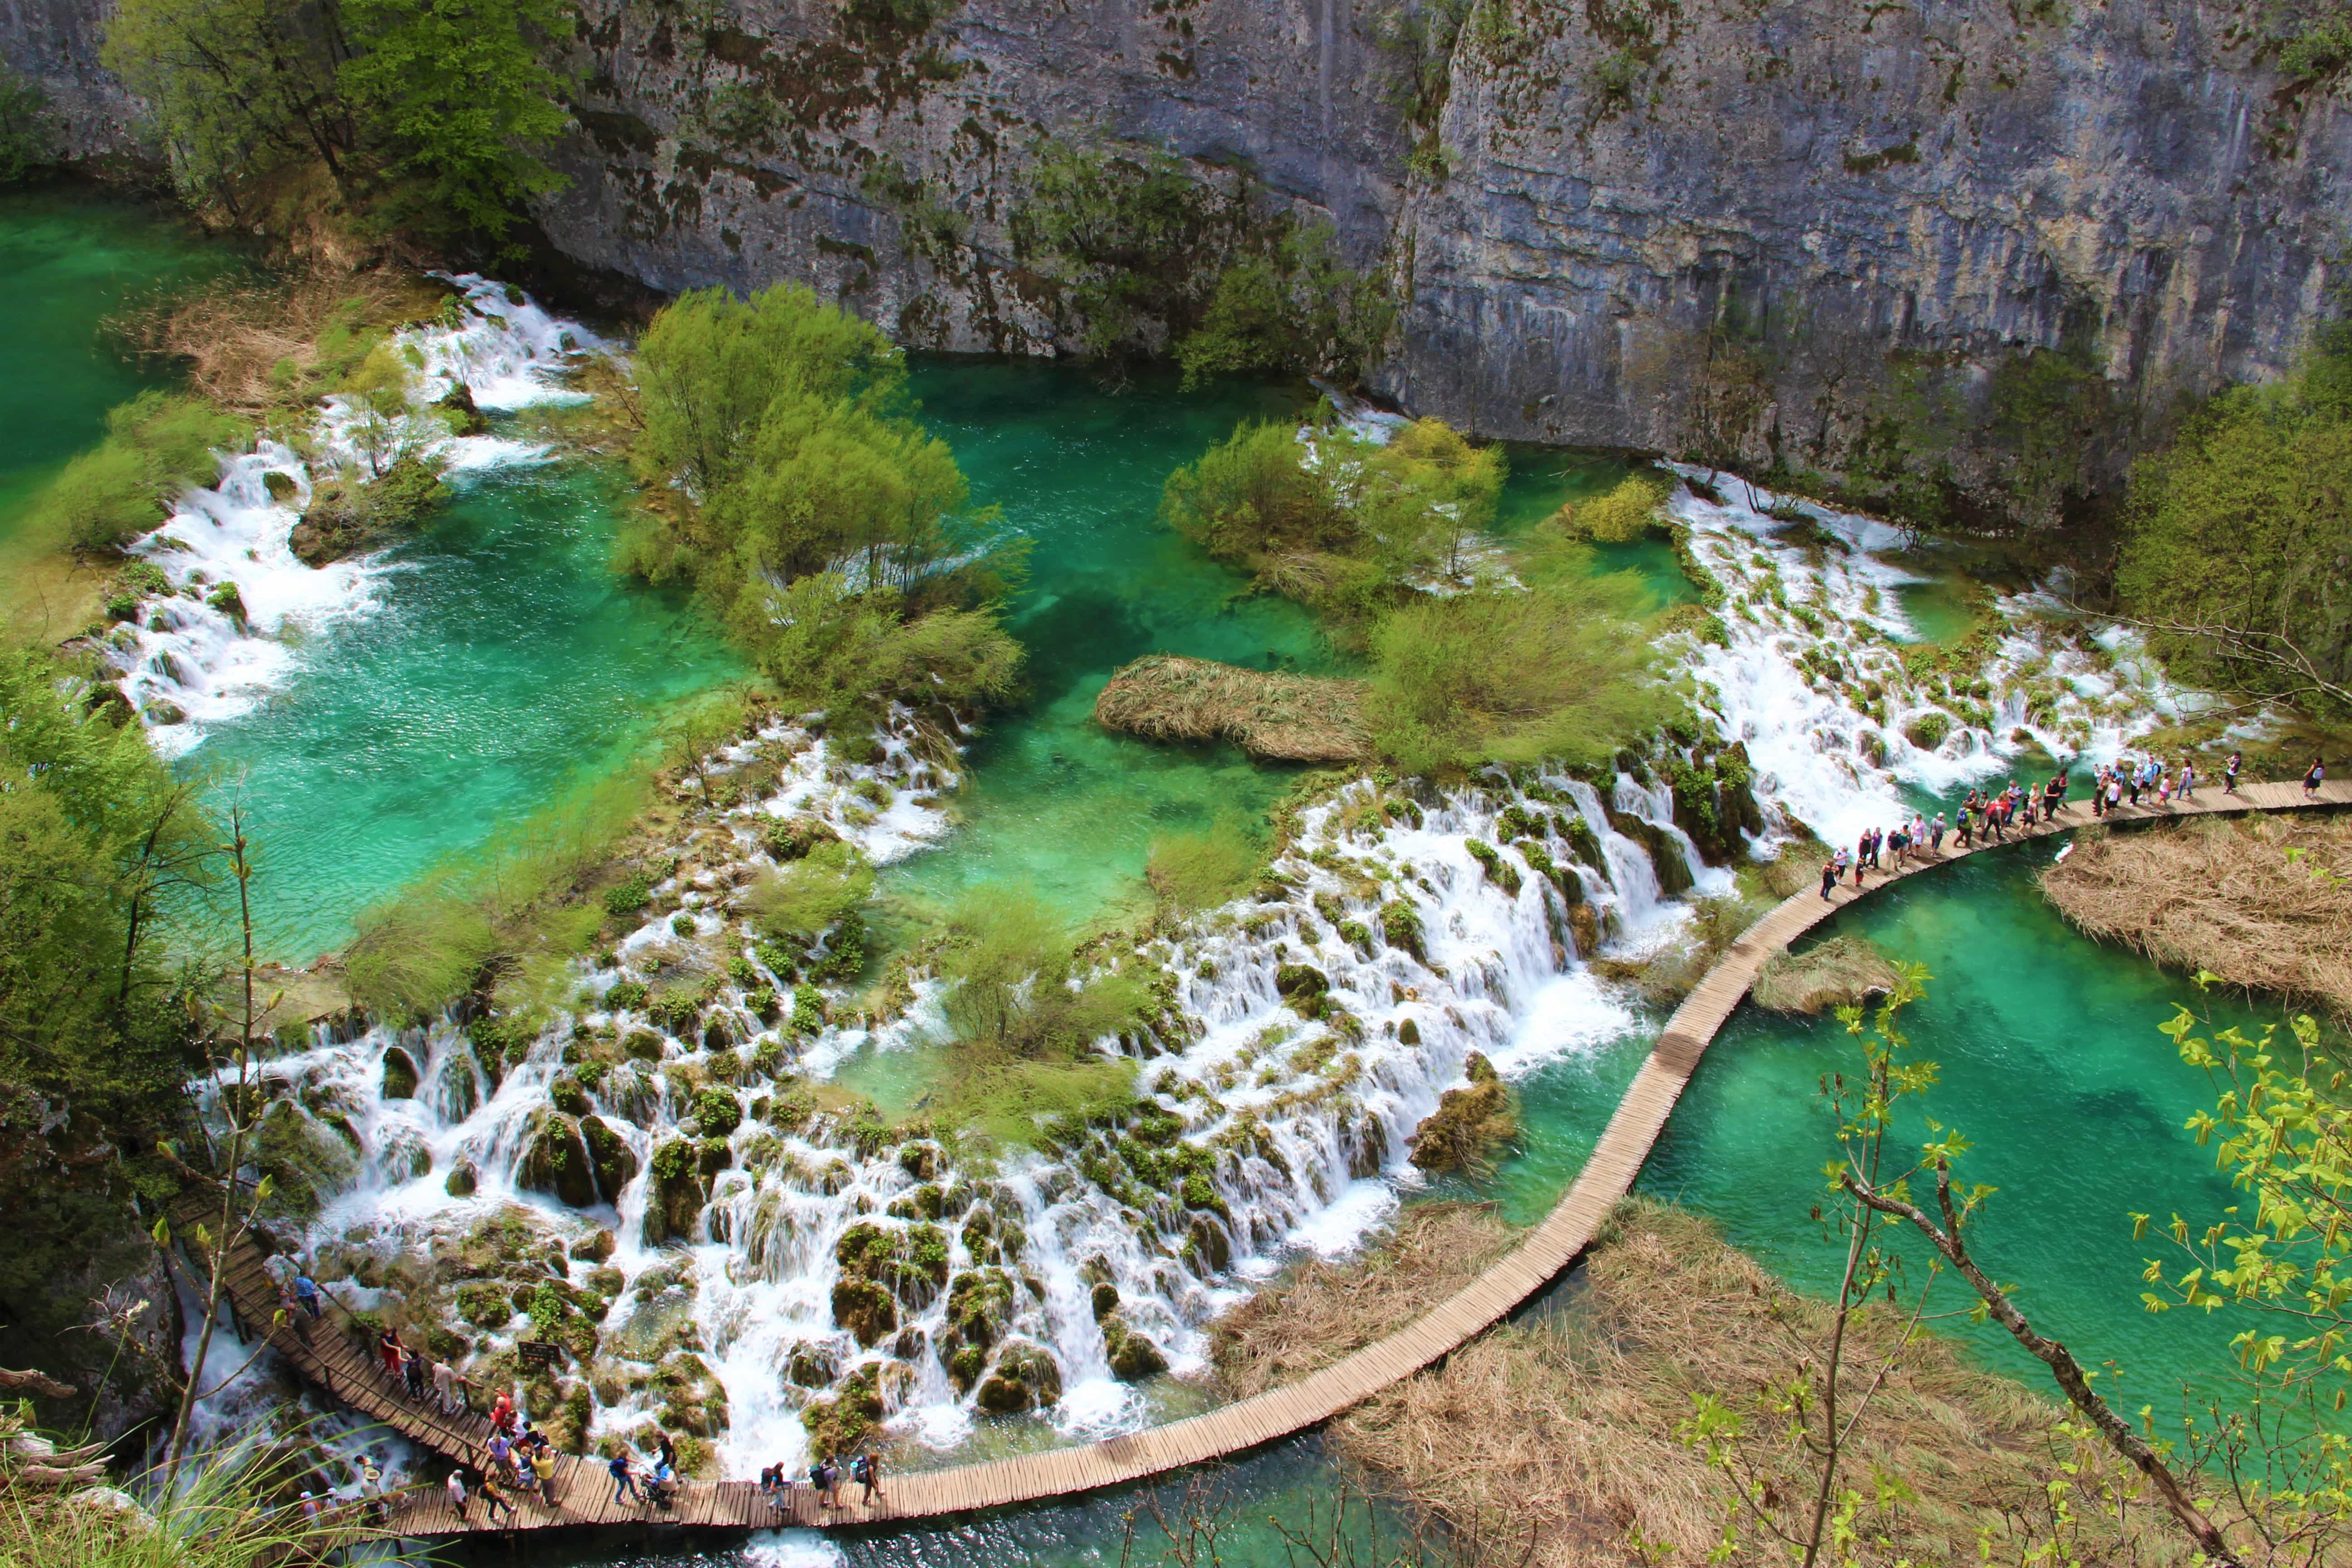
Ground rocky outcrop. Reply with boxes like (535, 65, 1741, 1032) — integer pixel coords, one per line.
(525, 0, 2346, 516)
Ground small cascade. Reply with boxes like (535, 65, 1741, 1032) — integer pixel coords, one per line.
(97, 275, 602, 754)
(1660, 465, 2220, 852)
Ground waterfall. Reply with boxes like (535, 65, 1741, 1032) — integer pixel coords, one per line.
(99, 275, 601, 755)
(1661, 464, 2220, 853)
(223, 738, 1692, 1474)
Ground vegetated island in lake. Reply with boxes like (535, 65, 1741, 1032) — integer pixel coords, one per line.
(1094, 654, 1371, 764)
(2041, 813, 2352, 1017)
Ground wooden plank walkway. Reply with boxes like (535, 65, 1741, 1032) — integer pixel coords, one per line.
(193, 778, 2347, 1539)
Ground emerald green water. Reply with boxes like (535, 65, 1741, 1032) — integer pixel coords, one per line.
(1486, 840, 2288, 1406)
(873, 362, 1330, 934)
(193, 461, 743, 958)
(0, 189, 234, 533)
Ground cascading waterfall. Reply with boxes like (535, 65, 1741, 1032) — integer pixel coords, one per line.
(1663, 464, 2230, 852)
(228, 728, 1679, 1475)
(99, 275, 599, 755)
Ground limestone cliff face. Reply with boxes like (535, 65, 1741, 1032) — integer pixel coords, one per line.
(8, 0, 2348, 508)
(532, 0, 2349, 508)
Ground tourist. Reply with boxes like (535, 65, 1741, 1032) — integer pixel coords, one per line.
(480, 1473, 516, 1526)
(532, 1441, 558, 1509)
(486, 1430, 511, 1485)
(2044, 772, 2066, 818)
(2226, 750, 2243, 794)
(608, 1450, 640, 1505)
(1928, 812, 1945, 853)
(446, 1467, 468, 1519)
(760, 1461, 791, 1510)
(656, 1429, 677, 1474)
(1888, 820, 1908, 867)
(2105, 771, 2122, 814)
(377, 1328, 402, 1385)
(403, 1346, 427, 1402)
(358, 1458, 384, 1520)
(2308, 755, 2328, 800)
(2179, 758, 2196, 801)
(292, 1273, 323, 1321)
(2125, 760, 2141, 807)
(1818, 857, 1838, 900)
(856, 1450, 883, 1506)
(648, 1454, 677, 1509)
(431, 1356, 457, 1414)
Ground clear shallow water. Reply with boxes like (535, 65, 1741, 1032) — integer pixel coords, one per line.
(874, 361, 1336, 933)
(1485, 838, 2287, 1406)
(193, 460, 742, 957)
(0, 189, 239, 623)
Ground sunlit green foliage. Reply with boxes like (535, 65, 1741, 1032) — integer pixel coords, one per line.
(28, 392, 248, 552)
(102, 0, 570, 242)
(936, 897, 1152, 1060)
(1552, 472, 1669, 542)
(1159, 412, 1504, 607)
(1364, 562, 1671, 775)
(619, 285, 1024, 719)
(1144, 815, 1262, 912)
(743, 839, 873, 944)
(2117, 334, 2352, 720)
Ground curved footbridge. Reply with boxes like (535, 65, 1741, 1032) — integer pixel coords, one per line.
(198, 779, 2347, 1538)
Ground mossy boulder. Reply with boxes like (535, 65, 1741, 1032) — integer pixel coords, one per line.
(975, 1340, 1063, 1414)
(1464, 838, 1523, 896)
(1606, 810, 1694, 896)
(1407, 1052, 1519, 1176)
(1901, 710, 1953, 752)
(380, 1046, 419, 1100)
(835, 1220, 951, 1311)
(580, 1115, 637, 1204)
(1102, 1317, 1168, 1381)
(763, 816, 840, 863)
(254, 1100, 359, 1219)
(1567, 902, 1601, 956)
(519, 1112, 599, 1208)
(436, 380, 490, 436)
(941, 1269, 1017, 1392)
(1275, 963, 1331, 1020)
(549, 1074, 591, 1118)
(444, 1159, 479, 1198)
(1379, 901, 1426, 962)
(831, 1279, 899, 1346)
(785, 1340, 839, 1387)
(456, 1281, 512, 1328)
(801, 1364, 882, 1457)
(641, 1137, 710, 1245)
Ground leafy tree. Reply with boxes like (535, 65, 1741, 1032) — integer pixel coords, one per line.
(1175, 221, 1396, 391)
(1353, 416, 1502, 582)
(0, 64, 55, 183)
(2116, 350, 2352, 719)
(28, 392, 249, 553)
(1554, 472, 1669, 542)
(103, 0, 570, 240)
(620, 284, 1024, 719)
(1158, 418, 1353, 563)
(337, 0, 572, 243)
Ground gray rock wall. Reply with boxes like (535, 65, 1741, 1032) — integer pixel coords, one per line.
(7, 0, 2347, 505)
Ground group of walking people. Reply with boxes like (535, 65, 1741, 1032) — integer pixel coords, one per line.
(605, 1426, 684, 1511)
(1815, 749, 2332, 901)
(760, 1450, 885, 1514)
(444, 1389, 566, 1524)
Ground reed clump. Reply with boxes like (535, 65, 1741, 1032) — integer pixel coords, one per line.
(1216, 1199, 2177, 1567)
(2040, 814, 2352, 1016)
(1751, 934, 1902, 1014)
(1095, 654, 1371, 763)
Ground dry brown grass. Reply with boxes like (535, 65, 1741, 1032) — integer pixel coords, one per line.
(1094, 654, 1371, 763)
(1752, 934, 1902, 1014)
(2041, 813, 2352, 1016)
(114, 268, 433, 414)
(1216, 1200, 2185, 1568)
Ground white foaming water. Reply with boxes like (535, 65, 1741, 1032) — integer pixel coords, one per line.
(231, 733, 1674, 1476)
(1663, 465, 2215, 853)
(102, 276, 601, 755)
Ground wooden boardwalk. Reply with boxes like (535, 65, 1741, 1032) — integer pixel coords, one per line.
(197, 778, 2347, 1539)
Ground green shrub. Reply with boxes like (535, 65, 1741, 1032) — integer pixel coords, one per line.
(1144, 815, 1261, 911)
(29, 392, 250, 552)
